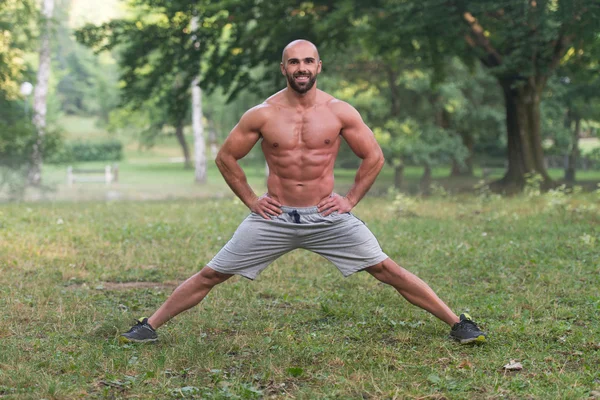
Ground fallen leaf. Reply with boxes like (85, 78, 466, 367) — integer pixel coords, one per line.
(458, 360, 473, 369)
(503, 360, 523, 371)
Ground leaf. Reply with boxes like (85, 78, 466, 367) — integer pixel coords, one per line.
(458, 359, 473, 369)
(427, 373, 441, 384)
(503, 360, 523, 371)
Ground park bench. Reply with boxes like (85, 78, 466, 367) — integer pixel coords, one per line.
(67, 164, 119, 186)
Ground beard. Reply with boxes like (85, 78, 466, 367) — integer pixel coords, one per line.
(286, 71, 318, 94)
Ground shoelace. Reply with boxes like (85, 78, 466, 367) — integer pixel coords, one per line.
(127, 321, 146, 333)
(459, 320, 479, 331)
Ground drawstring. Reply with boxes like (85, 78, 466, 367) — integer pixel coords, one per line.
(288, 210, 301, 224)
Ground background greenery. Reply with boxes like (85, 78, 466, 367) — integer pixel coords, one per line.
(1, 0, 600, 199)
(1, 1, 600, 398)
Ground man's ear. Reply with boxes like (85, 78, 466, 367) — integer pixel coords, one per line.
(280, 62, 286, 76)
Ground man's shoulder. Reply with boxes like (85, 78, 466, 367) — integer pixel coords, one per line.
(324, 96, 360, 121)
(242, 102, 275, 123)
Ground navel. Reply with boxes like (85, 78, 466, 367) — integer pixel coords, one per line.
(273, 143, 279, 148)
(324, 139, 331, 145)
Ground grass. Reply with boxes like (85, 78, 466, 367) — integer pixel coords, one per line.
(1, 189, 599, 399)
(10, 115, 587, 203)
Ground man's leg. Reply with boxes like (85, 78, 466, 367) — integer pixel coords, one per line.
(365, 258, 459, 326)
(149, 266, 233, 329)
(120, 267, 232, 342)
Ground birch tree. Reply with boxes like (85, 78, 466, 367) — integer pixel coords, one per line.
(28, 0, 54, 186)
(190, 14, 206, 183)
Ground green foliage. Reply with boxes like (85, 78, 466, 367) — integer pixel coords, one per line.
(0, 96, 64, 199)
(375, 118, 467, 168)
(0, 0, 36, 99)
(48, 140, 123, 163)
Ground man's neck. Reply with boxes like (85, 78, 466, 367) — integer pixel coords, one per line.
(284, 86, 318, 109)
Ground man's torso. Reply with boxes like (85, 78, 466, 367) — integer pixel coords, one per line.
(257, 90, 345, 206)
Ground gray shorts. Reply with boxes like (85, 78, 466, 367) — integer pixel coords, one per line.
(207, 206, 388, 279)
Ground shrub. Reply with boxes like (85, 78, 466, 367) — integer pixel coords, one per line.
(49, 140, 123, 163)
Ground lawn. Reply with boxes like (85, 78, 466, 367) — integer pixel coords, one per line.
(1, 189, 598, 399)
(4, 115, 591, 202)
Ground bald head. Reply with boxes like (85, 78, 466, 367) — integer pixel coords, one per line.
(281, 40, 320, 63)
(280, 39, 322, 94)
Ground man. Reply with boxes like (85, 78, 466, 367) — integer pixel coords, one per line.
(121, 40, 486, 345)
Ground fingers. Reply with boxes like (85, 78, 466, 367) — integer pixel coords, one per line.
(257, 210, 271, 220)
(262, 198, 282, 215)
(319, 198, 340, 216)
(255, 196, 282, 219)
(317, 193, 337, 211)
(319, 195, 352, 216)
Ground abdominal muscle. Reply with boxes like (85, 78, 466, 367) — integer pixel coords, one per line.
(265, 156, 336, 207)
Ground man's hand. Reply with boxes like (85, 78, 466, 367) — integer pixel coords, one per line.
(317, 193, 354, 216)
(250, 194, 282, 220)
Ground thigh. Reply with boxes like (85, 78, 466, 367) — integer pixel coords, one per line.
(301, 213, 388, 277)
(207, 213, 298, 280)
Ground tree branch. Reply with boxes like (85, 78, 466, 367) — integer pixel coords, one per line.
(462, 11, 503, 67)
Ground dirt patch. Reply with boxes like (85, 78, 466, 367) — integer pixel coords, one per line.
(100, 281, 179, 290)
(69, 281, 179, 291)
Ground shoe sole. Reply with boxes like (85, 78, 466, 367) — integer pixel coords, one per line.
(119, 335, 158, 344)
(458, 335, 486, 344)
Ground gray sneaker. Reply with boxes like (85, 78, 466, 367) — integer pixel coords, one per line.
(450, 313, 487, 344)
(120, 318, 158, 343)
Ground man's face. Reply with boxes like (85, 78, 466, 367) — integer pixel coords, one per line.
(281, 43, 322, 94)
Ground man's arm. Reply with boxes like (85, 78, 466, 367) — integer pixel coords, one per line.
(318, 101, 384, 215)
(215, 106, 282, 219)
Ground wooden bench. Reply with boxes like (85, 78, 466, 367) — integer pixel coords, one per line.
(67, 164, 119, 186)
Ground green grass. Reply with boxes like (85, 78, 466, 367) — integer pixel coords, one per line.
(1, 191, 599, 399)
(60, 116, 115, 142)
(34, 115, 595, 203)
(580, 138, 600, 155)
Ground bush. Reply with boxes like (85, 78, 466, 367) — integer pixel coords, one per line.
(49, 140, 123, 163)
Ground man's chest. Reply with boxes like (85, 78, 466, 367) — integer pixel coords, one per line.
(261, 109, 342, 150)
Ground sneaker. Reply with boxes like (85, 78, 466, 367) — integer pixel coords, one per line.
(450, 313, 486, 344)
(119, 318, 158, 343)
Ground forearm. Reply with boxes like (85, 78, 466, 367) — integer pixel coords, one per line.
(215, 155, 258, 209)
(345, 154, 385, 207)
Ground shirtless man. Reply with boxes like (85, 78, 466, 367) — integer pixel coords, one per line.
(121, 40, 486, 345)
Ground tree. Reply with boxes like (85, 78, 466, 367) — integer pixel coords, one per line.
(399, 0, 600, 187)
(28, 0, 54, 186)
(76, 0, 231, 178)
(0, 0, 35, 100)
(336, 0, 600, 190)
(53, 0, 120, 120)
(190, 14, 206, 182)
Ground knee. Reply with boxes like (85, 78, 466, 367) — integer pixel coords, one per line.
(193, 267, 231, 288)
(367, 259, 406, 282)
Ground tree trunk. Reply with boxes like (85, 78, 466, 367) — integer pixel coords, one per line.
(420, 164, 432, 194)
(208, 128, 219, 160)
(175, 122, 192, 169)
(191, 76, 206, 183)
(394, 164, 404, 189)
(190, 16, 206, 184)
(451, 131, 474, 176)
(564, 116, 580, 184)
(28, 0, 54, 186)
(496, 78, 553, 191)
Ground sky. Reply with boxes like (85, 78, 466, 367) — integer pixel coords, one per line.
(69, 0, 122, 28)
